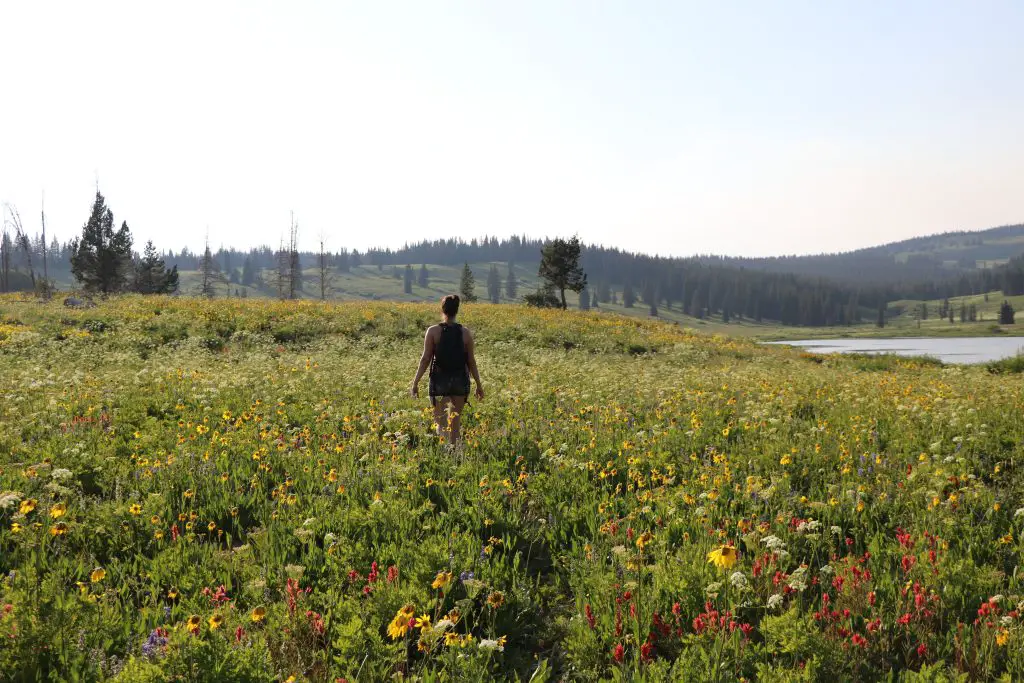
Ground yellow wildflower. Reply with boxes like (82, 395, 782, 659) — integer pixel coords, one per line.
(208, 613, 223, 630)
(387, 604, 415, 640)
(19, 498, 37, 515)
(90, 567, 106, 583)
(707, 545, 738, 570)
(251, 606, 266, 623)
(432, 570, 453, 590)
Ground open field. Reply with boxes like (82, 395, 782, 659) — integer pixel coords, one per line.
(2, 295, 1024, 680)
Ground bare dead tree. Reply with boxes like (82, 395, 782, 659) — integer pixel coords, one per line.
(317, 231, 333, 300)
(275, 235, 288, 300)
(3, 204, 36, 291)
(39, 193, 52, 299)
(37, 192, 52, 299)
(287, 212, 300, 300)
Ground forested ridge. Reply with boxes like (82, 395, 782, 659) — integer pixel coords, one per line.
(4, 223, 1024, 327)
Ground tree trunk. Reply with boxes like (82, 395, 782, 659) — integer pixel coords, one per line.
(560, 288, 567, 309)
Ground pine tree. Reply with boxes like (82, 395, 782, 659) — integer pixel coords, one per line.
(591, 289, 599, 309)
(241, 256, 257, 286)
(70, 191, 134, 294)
(487, 264, 501, 303)
(597, 281, 611, 304)
(504, 261, 517, 299)
(538, 236, 587, 309)
(459, 262, 477, 302)
(404, 264, 414, 294)
(134, 240, 177, 294)
(877, 303, 886, 328)
(197, 237, 227, 298)
(579, 284, 590, 310)
(622, 283, 636, 308)
(418, 264, 429, 288)
(999, 301, 1015, 324)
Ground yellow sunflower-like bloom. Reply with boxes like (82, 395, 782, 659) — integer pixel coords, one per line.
(707, 545, 738, 570)
(19, 499, 37, 515)
(387, 604, 415, 640)
(432, 570, 453, 590)
(90, 567, 106, 583)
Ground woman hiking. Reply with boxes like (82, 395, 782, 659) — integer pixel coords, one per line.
(410, 294, 484, 444)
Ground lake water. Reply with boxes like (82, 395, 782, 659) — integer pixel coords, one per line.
(766, 337, 1024, 364)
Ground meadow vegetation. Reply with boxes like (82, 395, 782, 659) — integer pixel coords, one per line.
(1, 295, 1024, 681)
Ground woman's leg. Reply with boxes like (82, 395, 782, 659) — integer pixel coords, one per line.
(432, 397, 449, 442)
(447, 396, 467, 444)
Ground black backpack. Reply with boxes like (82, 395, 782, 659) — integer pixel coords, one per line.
(433, 323, 466, 373)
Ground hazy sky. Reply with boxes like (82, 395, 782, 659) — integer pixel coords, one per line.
(2, 1, 1022, 258)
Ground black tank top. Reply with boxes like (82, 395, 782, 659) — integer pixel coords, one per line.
(432, 323, 466, 375)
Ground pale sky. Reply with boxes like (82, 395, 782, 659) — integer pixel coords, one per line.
(2, 1, 1022, 258)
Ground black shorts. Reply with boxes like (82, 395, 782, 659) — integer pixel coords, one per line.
(429, 371, 470, 404)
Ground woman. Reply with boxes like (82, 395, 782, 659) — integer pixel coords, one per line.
(410, 294, 484, 444)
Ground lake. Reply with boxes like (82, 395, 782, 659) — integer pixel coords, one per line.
(767, 337, 1024, 364)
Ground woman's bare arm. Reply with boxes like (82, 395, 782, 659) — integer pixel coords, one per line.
(410, 327, 435, 397)
(465, 328, 484, 399)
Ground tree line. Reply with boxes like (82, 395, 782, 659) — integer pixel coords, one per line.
(3, 193, 1023, 327)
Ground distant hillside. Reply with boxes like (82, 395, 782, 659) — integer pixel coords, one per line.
(707, 223, 1024, 285)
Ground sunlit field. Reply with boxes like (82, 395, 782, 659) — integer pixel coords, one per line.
(2, 295, 1024, 681)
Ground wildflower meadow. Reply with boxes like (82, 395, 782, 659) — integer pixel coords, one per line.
(1, 294, 1023, 681)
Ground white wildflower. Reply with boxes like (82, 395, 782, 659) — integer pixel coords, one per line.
(796, 519, 821, 534)
(767, 594, 784, 609)
(50, 468, 73, 481)
(0, 492, 21, 510)
(730, 571, 749, 590)
(761, 535, 787, 551)
(788, 566, 809, 592)
(478, 638, 504, 651)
